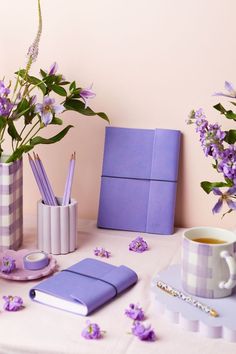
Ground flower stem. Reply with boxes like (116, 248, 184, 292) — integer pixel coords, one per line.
(19, 120, 40, 147)
(15, 125, 27, 150)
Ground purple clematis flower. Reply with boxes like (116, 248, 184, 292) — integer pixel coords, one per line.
(1, 256, 16, 274)
(81, 320, 103, 339)
(80, 85, 96, 108)
(94, 247, 111, 258)
(129, 236, 148, 253)
(35, 96, 64, 125)
(132, 321, 156, 341)
(213, 81, 236, 98)
(125, 303, 145, 321)
(48, 62, 58, 76)
(3, 295, 23, 311)
(212, 186, 236, 214)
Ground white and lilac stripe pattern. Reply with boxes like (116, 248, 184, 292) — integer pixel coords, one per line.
(182, 238, 236, 299)
(0, 158, 23, 250)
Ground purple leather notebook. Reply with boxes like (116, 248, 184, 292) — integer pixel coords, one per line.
(97, 127, 181, 235)
(29, 258, 138, 315)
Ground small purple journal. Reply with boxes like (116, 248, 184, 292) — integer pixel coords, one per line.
(29, 258, 138, 315)
(97, 127, 181, 234)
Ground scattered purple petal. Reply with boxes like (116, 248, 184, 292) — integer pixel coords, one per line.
(1, 256, 16, 274)
(125, 303, 145, 321)
(129, 236, 148, 253)
(81, 320, 103, 339)
(3, 295, 23, 311)
(132, 321, 157, 341)
(94, 247, 111, 258)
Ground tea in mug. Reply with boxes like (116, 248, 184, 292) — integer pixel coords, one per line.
(192, 237, 227, 244)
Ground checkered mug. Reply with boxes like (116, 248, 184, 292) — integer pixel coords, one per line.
(181, 227, 236, 298)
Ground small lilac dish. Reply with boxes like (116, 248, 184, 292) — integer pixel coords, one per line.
(0, 249, 57, 281)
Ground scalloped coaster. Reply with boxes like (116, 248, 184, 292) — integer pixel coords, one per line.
(151, 264, 236, 342)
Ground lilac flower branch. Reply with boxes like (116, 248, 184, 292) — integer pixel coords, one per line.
(188, 81, 236, 215)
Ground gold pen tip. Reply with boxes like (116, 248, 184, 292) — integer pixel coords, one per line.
(210, 309, 219, 317)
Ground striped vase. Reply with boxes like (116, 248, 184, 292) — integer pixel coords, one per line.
(0, 157, 23, 251)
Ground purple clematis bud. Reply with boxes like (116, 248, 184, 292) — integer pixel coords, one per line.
(48, 62, 58, 76)
(212, 186, 236, 214)
(35, 96, 64, 126)
(29, 95, 37, 106)
(213, 81, 236, 98)
(80, 84, 96, 108)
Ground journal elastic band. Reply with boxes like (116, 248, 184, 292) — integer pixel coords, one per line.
(62, 269, 118, 296)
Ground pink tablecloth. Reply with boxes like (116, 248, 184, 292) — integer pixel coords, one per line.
(0, 219, 235, 354)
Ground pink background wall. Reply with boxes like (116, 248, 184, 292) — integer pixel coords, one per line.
(0, 0, 235, 229)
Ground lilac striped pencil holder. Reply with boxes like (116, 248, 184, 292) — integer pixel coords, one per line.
(37, 197, 78, 255)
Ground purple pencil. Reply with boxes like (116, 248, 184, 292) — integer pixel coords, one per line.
(62, 152, 76, 206)
(36, 154, 58, 206)
(28, 154, 48, 204)
(33, 153, 54, 206)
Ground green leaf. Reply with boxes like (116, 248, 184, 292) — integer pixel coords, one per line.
(201, 181, 230, 194)
(51, 84, 67, 96)
(17, 98, 29, 113)
(64, 98, 110, 122)
(30, 125, 73, 146)
(24, 110, 37, 125)
(50, 117, 63, 125)
(7, 121, 22, 141)
(213, 103, 227, 114)
(28, 76, 46, 95)
(15, 98, 31, 119)
(224, 129, 236, 144)
(59, 81, 70, 86)
(225, 110, 236, 120)
(6, 145, 34, 163)
(0, 116, 7, 130)
(230, 101, 236, 107)
(40, 69, 47, 78)
(69, 81, 76, 92)
(43, 75, 56, 86)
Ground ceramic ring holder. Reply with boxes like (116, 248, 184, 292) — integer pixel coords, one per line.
(37, 197, 77, 255)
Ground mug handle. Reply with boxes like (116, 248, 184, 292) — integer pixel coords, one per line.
(219, 250, 236, 290)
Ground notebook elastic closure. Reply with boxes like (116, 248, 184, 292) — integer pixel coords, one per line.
(63, 265, 138, 301)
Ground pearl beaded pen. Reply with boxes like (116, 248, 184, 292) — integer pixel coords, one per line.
(156, 280, 219, 318)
